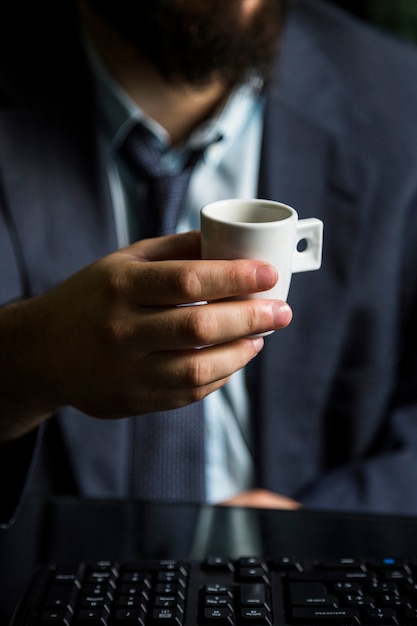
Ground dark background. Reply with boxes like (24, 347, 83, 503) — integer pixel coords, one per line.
(327, 0, 417, 43)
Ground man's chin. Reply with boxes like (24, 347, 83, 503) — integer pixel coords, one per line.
(86, 0, 286, 88)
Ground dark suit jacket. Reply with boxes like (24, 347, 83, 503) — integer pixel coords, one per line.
(1, 0, 417, 525)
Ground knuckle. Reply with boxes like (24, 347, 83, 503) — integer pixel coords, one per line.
(175, 266, 203, 300)
(99, 300, 131, 347)
(95, 262, 135, 343)
(97, 266, 125, 315)
(243, 301, 269, 336)
(225, 264, 240, 290)
(247, 305, 261, 334)
(184, 306, 218, 345)
(183, 352, 211, 388)
(109, 262, 130, 301)
(186, 387, 207, 404)
(104, 315, 133, 345)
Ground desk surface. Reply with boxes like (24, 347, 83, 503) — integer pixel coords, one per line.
(2, 497, 417, 623)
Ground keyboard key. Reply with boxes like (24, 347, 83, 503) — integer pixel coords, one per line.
(119, 582, 149, 595)
(240, 582, 269, 607)
(203, 557, 234, 572)
(14, 555, 417, 626)
(51, 565, 82, 585)
(240, 607, 272, 624)
(113, 608, 146, 624)
(365, 607, 399, 624)
(237, 557, 265, 568)
(237, 566, 269, 583)
(268, 556, 304, 572)
(38, 609, 72, 625)
(45, 584, 78, 609)
(289, 570, 374, 582)
(289, 581, 336, 606)
(291, 607, 360, 623)
(316, 558, 365, 571)
(204, 595, 231, 607)
(75, 607, 110, 625)
(202, 607, 234, 624)
(81, 596, 109, 609)
(403, 608, 417, 623)
(345, 593, 374, 607)
(367, 558, 409, 571)
(204, 584, 231, 595)
(117, 595, 147, 609)
(151, 607, 183, 625)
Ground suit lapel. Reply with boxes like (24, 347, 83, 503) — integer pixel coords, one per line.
(250, 2, 379, 494)
(0, 63, 131, 497)
(0, 108, 117, 293)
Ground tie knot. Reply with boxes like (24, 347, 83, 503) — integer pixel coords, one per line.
(120, 122, 204, 183)
(119, 122, 216, 236)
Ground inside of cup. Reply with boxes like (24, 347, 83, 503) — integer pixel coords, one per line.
(203, 200, 292, 224)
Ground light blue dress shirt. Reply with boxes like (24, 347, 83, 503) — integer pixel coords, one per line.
(86, 43, 265, 502)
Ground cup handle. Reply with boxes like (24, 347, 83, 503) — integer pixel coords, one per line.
(292, 218, 323, 273)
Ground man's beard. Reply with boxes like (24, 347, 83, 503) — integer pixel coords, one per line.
(86, 0, 290, 88)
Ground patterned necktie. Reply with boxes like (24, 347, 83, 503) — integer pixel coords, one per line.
(120, 122, 205, 236)
(119, 122, 208, 502)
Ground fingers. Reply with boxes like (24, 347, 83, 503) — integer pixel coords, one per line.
(114, 234, 291, 347)
(37, 234, 293, 420)
(101, 234, 292, 351)
(219, 489, 302, 509)
(141, 336, 265, 393)
(125, 230, 201, 262)
(126, 298, 292, 351)
(116, 231, 279, 305)
(119, 257, 279, 306)
(118, 336, 266, 416)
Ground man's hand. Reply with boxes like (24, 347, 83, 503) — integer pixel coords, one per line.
(220, 489, 302, 509)
(0, 231, 292, 441)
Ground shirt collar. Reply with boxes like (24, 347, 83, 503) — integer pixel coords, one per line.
(84, 34, 264, 169)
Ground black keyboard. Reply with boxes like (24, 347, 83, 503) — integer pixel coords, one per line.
(10, 556, 417, 625)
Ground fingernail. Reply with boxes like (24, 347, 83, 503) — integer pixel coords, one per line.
(273, 302, 292, 326)
(256, 264, 278, 290)
(251, 337, 264, 353)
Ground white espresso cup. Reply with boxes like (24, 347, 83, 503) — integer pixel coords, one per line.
(200, 199, 323, 302)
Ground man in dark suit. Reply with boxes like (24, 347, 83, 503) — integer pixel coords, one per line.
(1, 0, 417, 526)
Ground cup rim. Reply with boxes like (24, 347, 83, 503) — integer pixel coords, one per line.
(200, 198, 297, 226)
